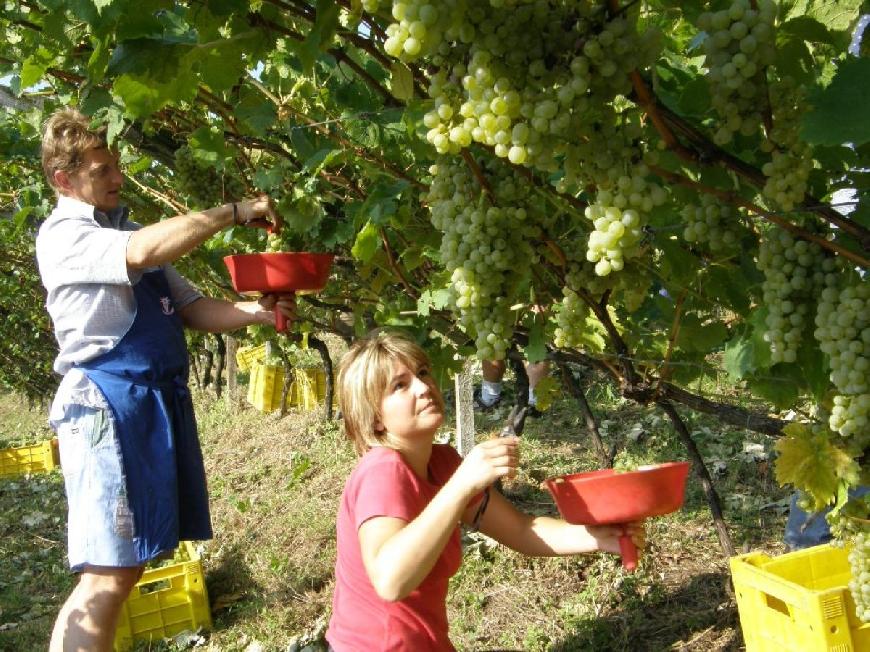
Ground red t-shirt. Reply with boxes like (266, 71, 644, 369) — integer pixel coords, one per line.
(326, 444, 470, 651)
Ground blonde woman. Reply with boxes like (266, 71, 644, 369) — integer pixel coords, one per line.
(326, 330, 645, 651)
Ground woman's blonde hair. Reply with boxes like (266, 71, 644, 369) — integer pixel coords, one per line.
(41, 107, 108, 189)
(338, 330, 443, 456)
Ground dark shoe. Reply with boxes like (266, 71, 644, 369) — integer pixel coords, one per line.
(473, 387, 502, 412)
(526, 405, 544, 419)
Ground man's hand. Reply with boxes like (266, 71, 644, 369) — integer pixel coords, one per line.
(255, 293, 297, 327)
(234, 195, 282, 234)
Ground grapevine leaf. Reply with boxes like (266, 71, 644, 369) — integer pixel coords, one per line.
(189, 127, 229, 163)
(351, 220, 380, 263)
(797, 339, 830, 401)
(290, 129, 316, 161)
(416, 290, 432, 317)
(774, 422, 860, 510)
(303, 148, 340, 173)
(283, 193, 324, 234)
(19, 47, 54, 90)
(234, 89, 277, 137)
(390, 61, 414, 102)
(525, 317, 548, 364)
(784, 0, 863, 33)
(197, 40, 250, 94)
(779, 16, 841, 47)
(802, 57, 870, 147)
(88, 35, 111, 83)
(748, 367, 801, 410)
(102, 106, 126, 146)
(775, 35, 814, 82)
(416, 289, 449, 317)
(675, 314, 729, 353)
(294, 0, 341, 73)
(656, 238, 700, 287)
(532, 376, 559, 411)
(704, 266, 751, 314)
(253, 167, 284, 193)
(677, 76, 711, 117)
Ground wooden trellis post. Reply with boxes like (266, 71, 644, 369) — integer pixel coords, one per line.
(454, 361, 475, 456)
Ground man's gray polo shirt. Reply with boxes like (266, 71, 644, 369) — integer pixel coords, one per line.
(36, 195, 202, 423)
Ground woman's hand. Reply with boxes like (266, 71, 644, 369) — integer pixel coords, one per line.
(451, 436, 520, 497)
(583, 520, 646, 556)
(234, 195, 282, 233)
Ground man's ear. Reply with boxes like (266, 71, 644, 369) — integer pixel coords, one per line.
(53, 169, 73, 193)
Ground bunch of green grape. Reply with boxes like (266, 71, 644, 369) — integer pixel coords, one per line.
(761, 78, 813, 212)
(756, 227, 832, 364)
(680, 194, 742, 251)
(583, 163, 666, 276)
(408, 0, 659, 187)
(426, 157, 548, 359)
(815, 273, 869, 444)
(829, 497, 870, 624)
(381, 0, 453, 61)
(848, 529, 870, 623)
(174, 146, 245, 209)
(696, 0, 777, 144)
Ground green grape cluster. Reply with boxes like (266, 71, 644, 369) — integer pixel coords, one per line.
(828, 496, 870, 620)
(680, 194, 741, 250)
(266, 232, 283, 252)
(757, 228, 832, 364)
(815, 275, 870, 444)
(844, 526, 870, 623)
(382, 1, 448, 60)
(174, 146, 245, 209)
(553, 259, 597, 349)
(407, 0, 659, 187)
(761, 149, 811, 212)
(761, 79, 813, 211)
(426, 157, 547, 359)
(583, 164, 666, 276)
(696, 0, 777, 144)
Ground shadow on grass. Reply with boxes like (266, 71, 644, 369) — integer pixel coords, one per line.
(205, 543, 262, 629)
(551, 572, 741, 652)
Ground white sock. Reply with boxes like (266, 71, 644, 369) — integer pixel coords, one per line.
(528, 387, 537, 407)
(481, 380, 502, 406)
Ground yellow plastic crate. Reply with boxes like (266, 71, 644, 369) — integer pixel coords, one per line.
(247, 362, 285, 412)
(0, 438, 59, 478)
(114, 541, 212, 651)
(235, 343, 267, 373)
(289, 368, 337, 411)
(730, 543, 870, 652)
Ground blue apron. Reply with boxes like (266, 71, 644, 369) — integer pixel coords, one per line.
(78, 269, 212, 563)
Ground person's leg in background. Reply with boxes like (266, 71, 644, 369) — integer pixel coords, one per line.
(525, 361, 550, 415)
(476, 359, 507, 409)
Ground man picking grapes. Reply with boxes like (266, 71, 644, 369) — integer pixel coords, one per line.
(36, 107, 294, 652)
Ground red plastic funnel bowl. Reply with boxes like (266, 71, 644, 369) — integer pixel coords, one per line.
(223, 253, 334, 332)
(545, 461, 690, 571)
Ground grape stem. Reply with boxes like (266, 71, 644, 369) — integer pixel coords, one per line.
(379, 227, 418, 297)
(460, 150, 495, 198)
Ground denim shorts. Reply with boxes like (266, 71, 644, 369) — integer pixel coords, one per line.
(56, 403, 141, 571)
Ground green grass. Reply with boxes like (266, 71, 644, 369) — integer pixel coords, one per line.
(0, 370, 792, 651)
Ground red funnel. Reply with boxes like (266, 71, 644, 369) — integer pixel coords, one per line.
(223, 253, 334, 332)
(545, 461, 690, 571)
